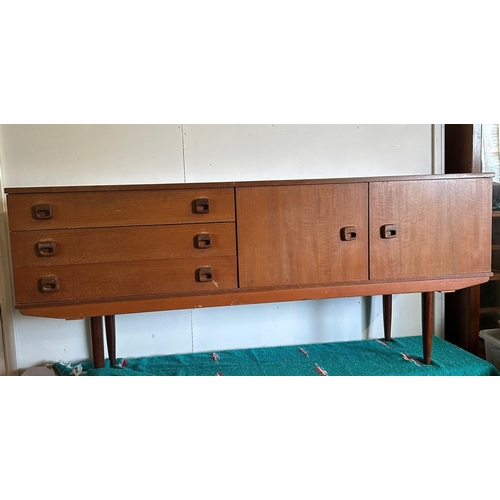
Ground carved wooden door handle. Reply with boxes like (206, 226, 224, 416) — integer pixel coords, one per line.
(39, 276, 59, 293)
(36, 240, 57, 257)
(381, 224, 397, 239)
(33, 204, 53, 220)
(195, 233, 212, 248)
(340, 226, 357, 241)
(193, 198, 210, 214)
(196, 267, 213, 282)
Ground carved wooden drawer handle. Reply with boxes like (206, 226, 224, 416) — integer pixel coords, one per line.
(195, 233, 212, 248)
(381, 224, 397, 239)
(193, 198, 210, 214)
(340, 226, 357, 241)
(33, 204, 53, 220)
(39, 276, 59, 293)
(36, 240, 57, 257)
(196, 266, 213, 282)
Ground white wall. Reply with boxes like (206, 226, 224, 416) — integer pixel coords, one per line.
(0, 124, 441, 373)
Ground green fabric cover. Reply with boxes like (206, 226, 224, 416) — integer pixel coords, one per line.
(52, 336, 500, 376)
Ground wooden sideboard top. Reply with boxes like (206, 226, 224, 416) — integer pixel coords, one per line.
(4, 172, 494, 194)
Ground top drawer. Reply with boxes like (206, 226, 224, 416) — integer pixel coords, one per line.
(7, 188, 235, 230)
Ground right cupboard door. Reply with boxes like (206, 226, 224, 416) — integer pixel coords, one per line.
(369, 177, 492, 281)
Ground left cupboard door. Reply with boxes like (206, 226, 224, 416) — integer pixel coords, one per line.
(236, 182, 369, 288)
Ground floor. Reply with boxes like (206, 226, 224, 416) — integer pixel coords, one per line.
(22, 366, 58, 376)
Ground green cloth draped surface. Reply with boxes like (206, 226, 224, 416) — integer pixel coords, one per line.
(52, 336, 500, 376)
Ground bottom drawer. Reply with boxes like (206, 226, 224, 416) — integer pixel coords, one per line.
(13, 257, 237, 304)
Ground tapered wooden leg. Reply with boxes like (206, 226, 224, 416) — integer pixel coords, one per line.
(90, 316, 105, 368)
(422, 292, 434, 365)
(383, 294, 392, 341)
(105, 315, 116, 366)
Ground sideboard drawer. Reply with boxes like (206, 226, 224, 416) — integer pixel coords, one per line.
(12, 256, 238, 304)
(7, 188, 235, 230)
(10, 223, 236, 267)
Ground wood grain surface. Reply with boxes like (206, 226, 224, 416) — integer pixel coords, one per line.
(5, 173, 493, 335)
(4, 172, 491, 194)
(13, 256, 238, 304)
(7, 188, 235, 230)
(16, 276, 491, 320)
(236, 183, 369, 287)
(10, 223, 236, 267)
(369, 177, 492, 280)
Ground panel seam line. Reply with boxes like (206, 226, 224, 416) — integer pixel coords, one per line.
(181, 124, 186, 183)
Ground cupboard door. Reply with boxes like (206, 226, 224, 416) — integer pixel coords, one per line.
(370, 177, 492, 280)
(236, 183, 368, 288)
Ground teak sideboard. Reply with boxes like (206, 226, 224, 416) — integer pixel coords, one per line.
(4, 173, 493, 369)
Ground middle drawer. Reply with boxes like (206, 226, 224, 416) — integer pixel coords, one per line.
(10, 223, 236, 267)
